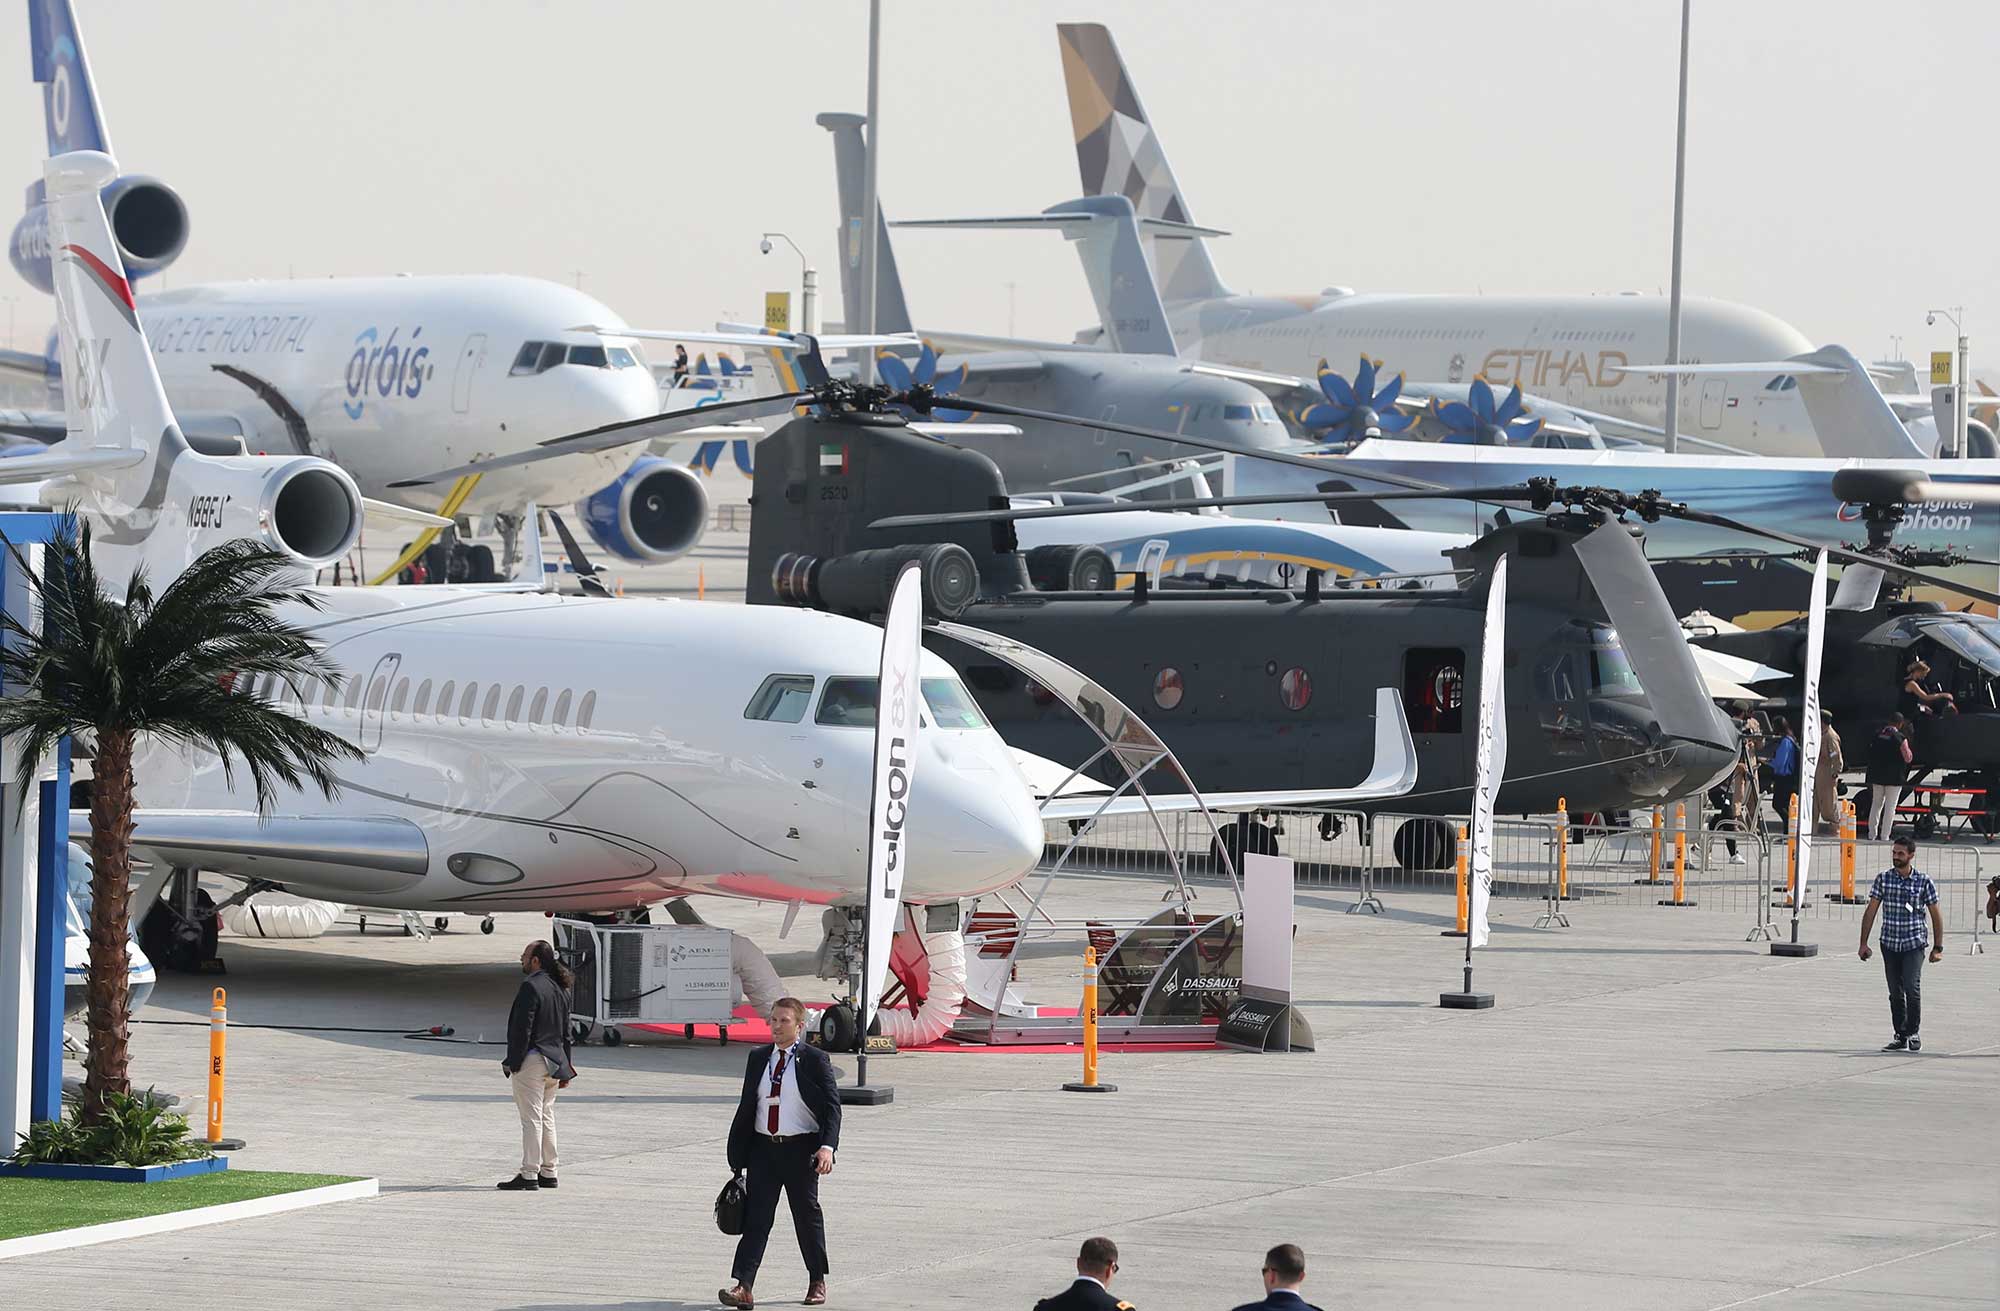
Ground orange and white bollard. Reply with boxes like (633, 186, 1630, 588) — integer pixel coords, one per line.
(1661, 802, 1695, 907)
(1063, 946, 1116, 1093)
(1556, 798, 1570, 901)
(1781, 795, 1800, 905)
(1637, 805, 1667, 884)
(1444, 824, 1470, 937)
(206, 988, 245, 1150)
(1831, 799, 1864, 903)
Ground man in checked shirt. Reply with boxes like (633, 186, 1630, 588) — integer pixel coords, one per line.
(1857, 833, 1945, 1052)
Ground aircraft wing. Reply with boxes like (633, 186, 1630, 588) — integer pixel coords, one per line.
(1035, 688, 1418, 819)
(913, 329, 1100, 358)
(0, 409, 65, 442)
(71, 810, 431, 898)
(0, 348, 57, 387)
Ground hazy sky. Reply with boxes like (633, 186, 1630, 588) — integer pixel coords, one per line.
(1, 1, 1993, 373)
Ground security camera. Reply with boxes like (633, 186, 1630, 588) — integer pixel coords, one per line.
(1927, 312, 1936, 326)
(759, 238, 773, 255)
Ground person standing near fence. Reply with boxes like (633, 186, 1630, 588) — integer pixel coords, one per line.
(499, 939, 576, 1190)
(1768, 716, 1800, 834)
(1857, 834, 1943, 1052)
(1814, 710, 1845, 832)
(1866, 714, 1913, 839)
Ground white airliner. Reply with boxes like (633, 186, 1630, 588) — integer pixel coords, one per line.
(899, 23, 1901, 460)
(2, 0, 719, 578)
(31, 148, 1046, 924)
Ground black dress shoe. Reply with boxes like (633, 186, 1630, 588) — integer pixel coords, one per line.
(537, 1174, 558, 1188)
(497, 1175, 540, 1191)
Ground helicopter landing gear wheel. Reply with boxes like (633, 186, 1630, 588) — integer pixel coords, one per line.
(603, 1027, 622, 1047)
(1391, 818, 1458, 871)
(432, 917, 449, 933)
(1212, 819, 1280, 870)
(480, 917, 496, 935)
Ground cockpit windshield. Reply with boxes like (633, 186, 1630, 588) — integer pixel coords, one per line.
(508, 340, 647, 376)
(1586, 624, 1644, 696)
(813, 677, 991, 729)
(1921, 619, 2000, 676)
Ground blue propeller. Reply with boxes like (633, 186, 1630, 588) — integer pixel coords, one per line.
(1298, 356, 1416, 442)
(1432, 378, 1545, 445)
(876, 342, 971, 422)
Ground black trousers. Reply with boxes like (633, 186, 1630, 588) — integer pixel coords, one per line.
(1881, 945, 1926, 1038)
(732, 1136, 828, 1285)
(1771, 776, 1799, 832)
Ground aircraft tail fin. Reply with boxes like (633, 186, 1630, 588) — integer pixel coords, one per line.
(1055, 22, 1228, 304)
(30, 0, 111, 156)
(42, 150, 362, 592)
(815, 112, 913, 335)
(1626, 346, 1930, 459)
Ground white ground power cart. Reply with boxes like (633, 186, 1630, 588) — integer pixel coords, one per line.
(553, 919, 737, 1046)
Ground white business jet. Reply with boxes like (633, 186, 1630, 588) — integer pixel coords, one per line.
(29, 149, 1044, 932)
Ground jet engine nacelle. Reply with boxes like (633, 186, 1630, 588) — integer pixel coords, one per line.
(154, 451, 364, 574)
(575, 456, 709, 564)
(8, 173, 189, 294)
(1909, 414, 1998, 459)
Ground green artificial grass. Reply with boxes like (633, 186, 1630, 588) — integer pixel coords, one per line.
(0, 1170, 362, 1241)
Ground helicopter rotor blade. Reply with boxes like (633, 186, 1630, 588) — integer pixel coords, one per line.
(867, 485, 1543, 531)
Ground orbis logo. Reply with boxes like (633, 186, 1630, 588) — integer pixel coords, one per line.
(343, 325, 431, 420)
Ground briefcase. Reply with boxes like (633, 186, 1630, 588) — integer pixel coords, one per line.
(714, 1171, 748, 1235)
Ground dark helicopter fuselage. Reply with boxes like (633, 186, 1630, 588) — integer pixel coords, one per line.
(748, 413, 1735, 817)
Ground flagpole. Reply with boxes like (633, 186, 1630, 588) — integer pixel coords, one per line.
(1772, 551, 1828, 958)
(1443, 555, 1506, 1009)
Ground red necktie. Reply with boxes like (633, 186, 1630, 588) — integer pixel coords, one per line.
(766, 1049, 789, 1135)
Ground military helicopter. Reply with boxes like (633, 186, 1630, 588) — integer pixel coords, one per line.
(712, 369, 1746, 867)
(1670, 468, 2000, 827)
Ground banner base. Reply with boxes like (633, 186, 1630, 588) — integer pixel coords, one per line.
(1769, 941, 1819, 958)
(1217, 996, 1315, 1052)
(1631, 878, 1669, 886)
(1823, 895, 1867, 905)
(1439, 991, 1494, 1010)
(837, 1085, 894, 1105)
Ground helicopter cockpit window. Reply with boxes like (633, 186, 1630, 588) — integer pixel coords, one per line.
(1922, 622, 2000, 678)
(1587, 625, 1644, 695)
(1402, 648, 1465, 734)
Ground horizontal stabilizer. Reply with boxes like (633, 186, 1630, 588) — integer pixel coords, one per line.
(1616, 345, 1928, 459)
(0, 348, 58, 384)
(0, 445, 146, 484)
(893, 212, 1228, 239)
(577, 326, 917, 355)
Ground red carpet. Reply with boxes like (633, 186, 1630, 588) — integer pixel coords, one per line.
(630, 1004, 1216, 1054)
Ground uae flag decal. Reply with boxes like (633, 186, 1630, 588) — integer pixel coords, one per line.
(819, 442, 848, 475)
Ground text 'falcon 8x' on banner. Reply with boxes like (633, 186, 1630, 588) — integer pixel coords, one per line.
(1795, 550, 1830, 905)
(1470, 554, 1509, 950)
(860, 562, 924, 1032)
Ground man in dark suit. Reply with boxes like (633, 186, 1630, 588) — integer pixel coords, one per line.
(720, 996, 841, 1309)
(1034, 1236, 1134, 1309)
(1229, 1243, 1322, 1310)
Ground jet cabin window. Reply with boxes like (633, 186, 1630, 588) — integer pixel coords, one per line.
(744, 675, 816, 724)
(812, 677, 990, 729)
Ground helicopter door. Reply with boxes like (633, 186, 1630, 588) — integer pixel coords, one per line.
(1699, 377, 1727, 430)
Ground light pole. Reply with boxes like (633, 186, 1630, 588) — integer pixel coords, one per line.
(760, 232, 817, 336)
(1663, 0, 1692, 455)
(1889, 334, 1903, 362)
(1928, 306, 1968, 458)
(859, 0, 882, 383)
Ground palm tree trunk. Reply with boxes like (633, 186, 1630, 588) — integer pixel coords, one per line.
(82, 727, 135, 1122)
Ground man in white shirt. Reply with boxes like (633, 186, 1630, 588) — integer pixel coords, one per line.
(721, 997, 842, 1309)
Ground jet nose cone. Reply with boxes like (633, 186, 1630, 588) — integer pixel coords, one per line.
(903, 742, 1047, 899)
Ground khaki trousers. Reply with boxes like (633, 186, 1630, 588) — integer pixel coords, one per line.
(509, 1052, 560, 1177)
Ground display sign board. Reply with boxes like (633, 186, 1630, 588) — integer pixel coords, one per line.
(765, 291, 792, 333)
(1931, 351, 1954, 385)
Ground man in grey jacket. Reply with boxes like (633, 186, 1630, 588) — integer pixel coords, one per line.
(499, 939, 576, 1191)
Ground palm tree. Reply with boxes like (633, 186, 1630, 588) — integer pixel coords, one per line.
(0, 519, 362, 1122)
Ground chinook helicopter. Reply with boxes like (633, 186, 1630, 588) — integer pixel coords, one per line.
(409, 342, 1976, 867)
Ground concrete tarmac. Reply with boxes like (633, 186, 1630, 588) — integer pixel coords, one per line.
(7, 876, 1993, 1309)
